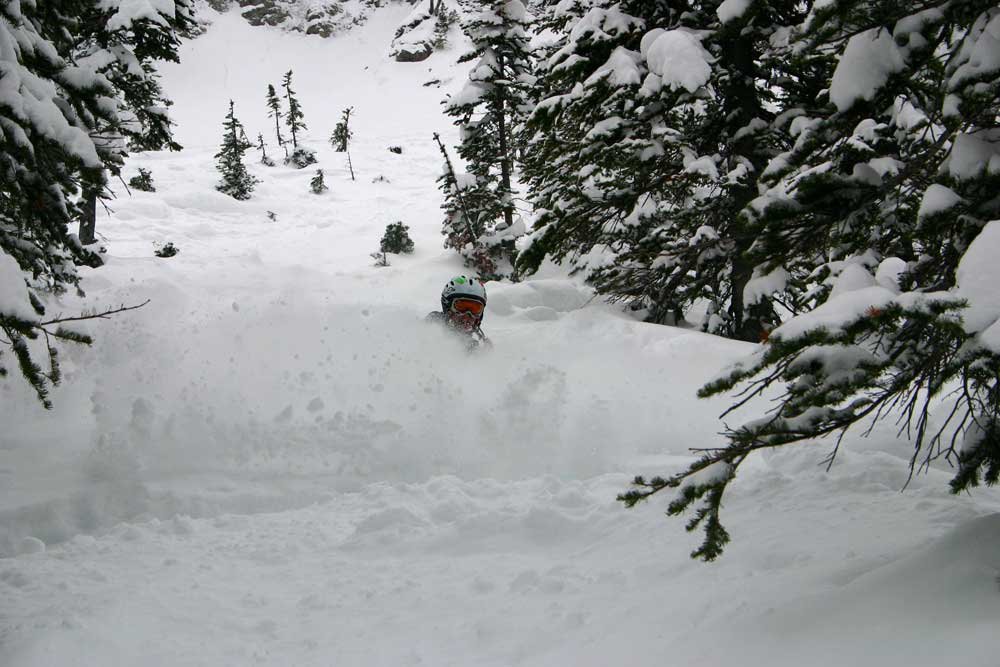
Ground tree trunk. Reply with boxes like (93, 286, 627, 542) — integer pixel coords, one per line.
(496, 53, 514, 230)
(79, 190, 97, 245)
(725, 30, 770, 343)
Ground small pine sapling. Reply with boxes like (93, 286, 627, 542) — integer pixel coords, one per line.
(380, 222, 415, 254)
(432, 8, 458, 49)
(282, 70, 306, 149)
(215, 100, 259, 200)
(371, 250, 390, 267)
(257, 133, 275, 166)
(310, 169, 328, 194)
(265, 84, 286, 157)
(330, 107, 353, 152)
(128, 168, 155, 192)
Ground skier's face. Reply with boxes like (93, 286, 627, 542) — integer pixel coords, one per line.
(447, 309, 479, 333)
(447, 298, 484, 333)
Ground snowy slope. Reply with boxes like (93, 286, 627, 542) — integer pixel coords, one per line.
(2, 7, 1000, 666)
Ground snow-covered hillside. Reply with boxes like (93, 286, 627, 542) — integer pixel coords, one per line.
(2, 7, 999, 666)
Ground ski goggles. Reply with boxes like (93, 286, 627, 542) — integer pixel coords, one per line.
(450, 298, 485, 316)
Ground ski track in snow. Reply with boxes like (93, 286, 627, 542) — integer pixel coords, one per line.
(2, 6, 1000, 666)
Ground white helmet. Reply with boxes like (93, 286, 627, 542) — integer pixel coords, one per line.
(440, 275, 487, 314)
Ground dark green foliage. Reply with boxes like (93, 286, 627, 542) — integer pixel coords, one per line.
(432, 7, 459, 48)
(330, 107, 353, 152)
(617, 0, 1000, 559)
(215, 100, 259, 200)
(439, 0, 532, 278)
(256, 133, 275, 166)
(1, 0, 187, 406)
(129, 168, 156, 192)
(310, 169, 328, 194)
(266, 84, 287, 157)
(521, 0, 807, 339)
(282, 70, 307, 149)
(79, 0, 194, 153)
(380, 222, 415, 254)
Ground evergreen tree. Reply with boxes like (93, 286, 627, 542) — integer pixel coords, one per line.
(0, 0, 181, 406)
(517, 2, 657, 297)
(215, 101, 259, 200)
(620, 0, 1000, 560)
(282, 70, 307, 149)
(433, 6, 459, 49)
(434, 132, 500, 279)
(331, 107, 354, 152)
(442, 0, 534, 278)
(310, 169, 328, 194)
(380, 222, 415, 254)
(520, 0, 807, 336)
(265, 84, 286, 157)
(74, 0, 194, 244)
(76, 0, 194, 153)
(256, 133, 275, 166)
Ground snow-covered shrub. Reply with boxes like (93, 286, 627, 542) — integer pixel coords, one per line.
(285, 147, 318, 169)
(129, 168, 156, 192)
(310, 169, 329, 194)
(154, 242, 180, 258)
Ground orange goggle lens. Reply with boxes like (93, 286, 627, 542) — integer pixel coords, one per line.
(451, 298, 484, 315)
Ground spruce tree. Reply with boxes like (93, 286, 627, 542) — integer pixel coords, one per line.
(74, 0, 194, 244)
(1, 0, 175, 406)
(310, 169, 328, 194)
(520, 0, 806, 335)
(442, 0, 534, 278)
(380, 222, 415, 254)
(266, 84, 286, 157)
(620, 0, 1000, 560)
(517, 3, 656, 295)
(331, 107, 354, 152)
(434, 132, 498, 278)
(256, 133, 275, 166)
(215, 101, 259, 200)
(282, 70, 307, 149)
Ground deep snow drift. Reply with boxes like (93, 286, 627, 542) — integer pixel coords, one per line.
(2, 7, 999, 666)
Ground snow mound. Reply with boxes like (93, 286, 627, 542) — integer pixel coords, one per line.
(485, 279, 593, 317)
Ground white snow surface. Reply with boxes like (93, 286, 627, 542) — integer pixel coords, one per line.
(2, 8, 1000, 666)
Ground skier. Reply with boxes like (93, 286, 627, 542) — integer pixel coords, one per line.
(427, 275, 491, 349)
